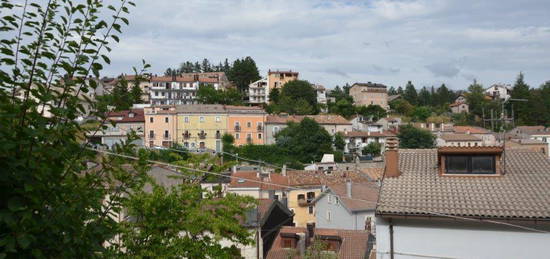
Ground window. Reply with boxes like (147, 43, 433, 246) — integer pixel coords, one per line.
(308, 206, 314, 214)
(149, 117, 154, 123)
(247, 122, 251, 128)
(282, 238, 293, 248)
(273, 126, 280, 134)
(326, 210, 332, 221)
(273, 194, 279, 201)
(327, 195, 333, 204)
(215, 116, 220, 122)
(258, 133, 262, 139)
(149, 130, 154, 138)
(165, 117, 169, 123)
(164, 130, 169, 138)
(199, 116, 205, 122)
(247, 133, 252, 139)
(445, 155, 495, 174)
(297, 194, 305, 201)
(235, 133, 240, 139)
(184, 117, 189, 123)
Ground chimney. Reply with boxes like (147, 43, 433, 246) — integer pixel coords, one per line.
(296, 233, 306, 256)
(281, 164, 287, 176)
(384, 137, 401, 178)
(346, 180, 352, 198)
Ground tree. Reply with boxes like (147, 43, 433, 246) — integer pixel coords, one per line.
(201, 58, 211, 72)
(329, 99, 356, 119)
(411, 106, 432, 122)
(269, 88, 280, 103)
(0, 0, 147, 257)
(388, 86, 397, 95)
(403, 81, 418, 105)
(356, 105, 387, 121)
(112, 78, 133, 111)
(436, 84, 453, 106)
(511, 72, 531, 125)
(397, 86, 404, 95)
(273, 80, 318, 115)
(196, 85, 243, 105)
(333, 133, 346, 151)
(389, 99, 414, 116)
(276, 118, 334, 163)
(466, 80, 488, 118)
(119, 182, 255, 258)
(398, 125, 435, 148)
(418, 86, 431, 106)
(227, 57, 261, 93)
(362, 142, 381, 156)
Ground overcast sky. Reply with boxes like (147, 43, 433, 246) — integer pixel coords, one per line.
(106, 0, 550, 90)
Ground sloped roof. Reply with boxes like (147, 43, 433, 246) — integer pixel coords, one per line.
(342, 130, 396, 138)
(267, 227, 370, 259)
(107, 109, 144, 123)
(440, 133, 482, 142)
(228, 171, 289, 191)
(266, 115, 351, 125)
(327, 182, 379, 212)
(377, 149, 550, 220)
(453, 126, 491, 134)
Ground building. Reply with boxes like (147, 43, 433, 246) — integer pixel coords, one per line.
(144, 106, 177, 148)
(111, 74, 152, 102)
(226, 105, 267, 146)
(342, 130, 396, 154)
(87, 109, 145, 149)
(265, 114, 352, 144)
(314, 181, 379, 231)
(453, 125, 497, 146)
(266, 226, 372, 259)
(376, 146, 550, 259)
(149, 73, 227, 105)
(248, 78, 269, 104)
(436, 133, 483, 147)
(349, 82, 389, 110)
(449, 101, 469, 113)
(485, 83, 511, 101)
(312, 84, 327, 106)
(175, 105, 227, 151)
(506, 138, 548, 155)
(267, 70, 299, 91)
(508, 126, 550, 157)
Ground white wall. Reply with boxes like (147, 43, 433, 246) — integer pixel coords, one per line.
(376, 217, 550, 259)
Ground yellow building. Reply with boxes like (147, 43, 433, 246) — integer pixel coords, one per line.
(175, 105, 227, 152)
(287, 187, 322, 227)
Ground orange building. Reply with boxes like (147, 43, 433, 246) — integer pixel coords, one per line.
(226, 106, 267, 146)
(267, 70, 299, 91)
(143, 106, 177, 148)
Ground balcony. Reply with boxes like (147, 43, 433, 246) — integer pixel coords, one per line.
(163, 134, 171, 140)
(216, 132, 221, 139)
(183, 132, 191, 139)
(198, 132, 207, 139)
(246, 137, 253, 143)
(257, 125, 263, 131)
(298, 198, 314, 206)
(234, 125, 241, 132)
(148, 134, 155, 139)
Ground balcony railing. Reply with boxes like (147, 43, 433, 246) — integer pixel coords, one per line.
(198, 132, 207, 139)
(246, 137, 253, 143)
(235, 125, 241, 132)
(183, 132, 191, 139)
(149, 134, 155, 139)
(216, 132, 221, 139)
(163, 134, 171, 140)
(257, 125, 263, 131)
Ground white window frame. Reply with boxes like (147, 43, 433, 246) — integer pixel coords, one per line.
(199, 116, 205, 123)
(184, 117, 189, 123)
(215, 116, 220, 122)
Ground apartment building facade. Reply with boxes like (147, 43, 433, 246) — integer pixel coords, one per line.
(226, 106, 267, 146)
(349, 82, 389, 110)
(175, 105, 227, 152)
(143, 106, 178, 148)
(248, 78, 268, 104)
(267, 70, 299, 91)
(149, 73, 224, 106)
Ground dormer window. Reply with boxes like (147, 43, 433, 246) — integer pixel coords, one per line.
(446, 155, 495, 174)
(438, 147, 502, 176)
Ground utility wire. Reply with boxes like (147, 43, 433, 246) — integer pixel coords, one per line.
(87, 148, 550, 234)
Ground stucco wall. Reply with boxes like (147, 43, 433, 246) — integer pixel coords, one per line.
(287, 188, 321, 227)
(376, 217, 550, 259)
(176, 113, 226, 151)
(315, 193, 374, 230)
(227, 115, 266, 146)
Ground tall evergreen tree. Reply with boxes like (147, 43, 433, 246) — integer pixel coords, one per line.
(511, 72, 531, 125)
(403, 81, 418, 105)
(466, 80, 488, 118)
(388, 86, 397, 95)
(201, 58, 211, 72)
(227, 56, 261, 94)
(397, 86, 404, 95)
(436, 84, 452, 105)
(418, 86, 431, 106)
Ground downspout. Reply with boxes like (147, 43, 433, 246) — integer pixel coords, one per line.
(389, 218, 394, 259)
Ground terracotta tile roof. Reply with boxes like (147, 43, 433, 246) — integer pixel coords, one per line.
(453, 126, 491, 134)
(449, 102, 466, 107)
(327, 182, 379, 211)
(342, 131, 396, 138)
(514, 126, 550, 135)
(266, 115, 351, 125)
(267, 226, 370, 259)
(174, 104, 226, 113)
(106, 109, 144, 123)
(268, 70, 299, 75)
(440, 133, 481, 142)
(287, 170, 372, 187)
(361, 168, 384, 181)
(228, 171, 288, 191)
(377, 149, 550, 220)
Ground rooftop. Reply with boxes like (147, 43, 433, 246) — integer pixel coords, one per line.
(440, 133, 482, 142)
(266, 226, 370, 259)
(342, 130, 396, 138)
(377, 149, 550, 220)
(106, 109, 145, 123)
(326, 182, 379, 212)
(453, 126, 492, 134)
(266, 114, 351, 125)
(351, 82, 387, 88)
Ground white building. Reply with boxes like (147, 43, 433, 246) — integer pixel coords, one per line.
(248, 78, 268, 104)
(485, 84, 511, 101)
(376, 147, 550, 259)
(342, 131, 396, 154)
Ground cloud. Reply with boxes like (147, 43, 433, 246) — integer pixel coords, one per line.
(425, 62, 460, 78)
(103, 0, 550, 90)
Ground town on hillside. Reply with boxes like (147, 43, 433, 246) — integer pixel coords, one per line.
(3, 1, 550, 258)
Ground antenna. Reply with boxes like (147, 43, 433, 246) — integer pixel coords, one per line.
(501, 98, 528, 175)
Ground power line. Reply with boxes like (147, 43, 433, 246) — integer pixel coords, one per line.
(87, 148, 550, 234)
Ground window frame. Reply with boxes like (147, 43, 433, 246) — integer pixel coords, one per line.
(444, 155, 496, 175)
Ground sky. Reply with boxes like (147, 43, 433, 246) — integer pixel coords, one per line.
(106, 0, 550, 90)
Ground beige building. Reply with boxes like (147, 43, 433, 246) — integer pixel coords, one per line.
(267, 70, 299, 91)
(437, 133, 483, 147)
(143, 106, 178, 148)
(506, 138, 547, 155)
(349, 82, 389, 109)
